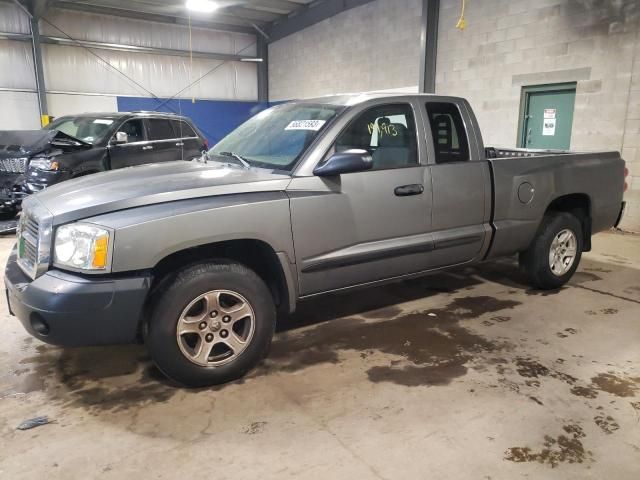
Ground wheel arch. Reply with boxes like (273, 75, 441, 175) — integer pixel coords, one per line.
(544, 193, 592, 251)
(147, 239, 295, 320)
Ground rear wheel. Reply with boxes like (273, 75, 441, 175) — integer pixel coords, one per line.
(146, 261, 276, 387)
(520, 212, 583, 290)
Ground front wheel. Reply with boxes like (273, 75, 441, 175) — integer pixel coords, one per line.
(520, 212, 583, 290)
(146, 261, 276, 387)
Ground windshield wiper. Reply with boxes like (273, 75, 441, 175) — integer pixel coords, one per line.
(217, 151, 251, 169)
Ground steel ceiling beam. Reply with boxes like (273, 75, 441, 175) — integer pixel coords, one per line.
(248, 0, 303, 14)
(30, 17, 49, 121)
(0, 30, 257, 61)
(53, 1, 257, 34)
(55, 0, 267, 26)
(419, 0, 439, 93)
(11, 0, 52, 16)
(225, 5, 281, 22)
(31, 0, 52, 16)
(0, 31, 32, 40)
(11, 0, 32, 17)
(256, 33, 268, 101)
(268, 0, 376, 43)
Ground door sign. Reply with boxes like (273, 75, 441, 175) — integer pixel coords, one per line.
(543, 108, 556, 136)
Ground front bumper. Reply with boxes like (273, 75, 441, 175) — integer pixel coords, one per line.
(5, 248, 151, 347)
(0, 170, 69, 212)
(0, 174, 26, 212)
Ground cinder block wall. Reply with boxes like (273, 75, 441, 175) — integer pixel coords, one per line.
(269, 0, 639, 231)
(436, 0, 640, 231)
(268, 0, 422, 100)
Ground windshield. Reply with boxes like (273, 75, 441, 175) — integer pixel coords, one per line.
(209, 103, 343, 171)
(46, 116, 116, 144)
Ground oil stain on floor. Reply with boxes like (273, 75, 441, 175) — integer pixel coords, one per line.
(265, 295, 521, 387)
(505, 424, 592, 468)
(8, 293, 523, 412)
(9, 345, 177, 413)
(590, 373, 640, 397)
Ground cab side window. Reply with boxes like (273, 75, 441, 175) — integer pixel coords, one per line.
(147, 118, 176, 141)
(116, 119, 145, 143)
(335, 103, 418, 170)
(425, 102, 470, 163)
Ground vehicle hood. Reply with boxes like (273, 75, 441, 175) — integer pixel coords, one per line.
(29, 160, 292, 224)
(0, 129, 91, 159)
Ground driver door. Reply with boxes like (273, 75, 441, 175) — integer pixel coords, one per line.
(108, 118, 153, 170)
(287, 101, 434, 296)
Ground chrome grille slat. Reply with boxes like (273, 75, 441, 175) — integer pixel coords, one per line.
(23, 240, 37, 255)
(17, 211, 40, 278)
(25, 217, 39, 238)
(17, 200, 53, 280)
(0, 157, 27, 173)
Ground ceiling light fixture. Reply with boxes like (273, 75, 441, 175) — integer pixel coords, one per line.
(186, 0, 220, 13)
(240, 58, 264, 62)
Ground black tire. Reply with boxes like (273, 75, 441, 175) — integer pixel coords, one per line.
(520, 212, 584, 290)
(146, 260, 276, 387)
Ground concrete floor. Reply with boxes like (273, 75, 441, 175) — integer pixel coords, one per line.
(0, 232, 639, 479)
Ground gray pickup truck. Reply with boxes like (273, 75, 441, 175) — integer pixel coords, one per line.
(5, 94, 626, 387)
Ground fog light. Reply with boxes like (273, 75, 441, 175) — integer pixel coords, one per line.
(30, 313, 50, 336)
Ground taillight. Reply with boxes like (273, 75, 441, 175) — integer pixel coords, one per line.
(624, 166, 629, 192)
(203, 139, 209, 150)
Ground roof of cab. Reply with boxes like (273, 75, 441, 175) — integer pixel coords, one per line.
(292, 92, 451, 106)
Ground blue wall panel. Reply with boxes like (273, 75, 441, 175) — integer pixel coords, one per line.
(116, 97, 269, 146)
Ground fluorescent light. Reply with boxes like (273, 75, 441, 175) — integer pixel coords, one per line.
(186, 0, 220, 13)
(240, 58, 264, 62)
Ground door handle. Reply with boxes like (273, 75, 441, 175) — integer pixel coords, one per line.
(175, 142, 184, 147)
(142, 145, 154, 150)
(394, 184, 424, 196)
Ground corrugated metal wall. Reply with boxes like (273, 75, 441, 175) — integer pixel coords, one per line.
(0, 3, 259, 128)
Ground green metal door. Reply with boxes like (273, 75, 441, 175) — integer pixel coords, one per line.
(519, 83, 576, 150)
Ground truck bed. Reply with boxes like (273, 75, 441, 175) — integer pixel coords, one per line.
(484, 148, 625, 260)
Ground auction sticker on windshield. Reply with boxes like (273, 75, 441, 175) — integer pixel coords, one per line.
(285, 120, 326, 131)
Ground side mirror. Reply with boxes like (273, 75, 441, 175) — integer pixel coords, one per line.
(313, 149, 373, 177)
(113, 131, 128, 144)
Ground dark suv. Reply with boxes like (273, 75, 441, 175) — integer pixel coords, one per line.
(0, 111, 207, 217)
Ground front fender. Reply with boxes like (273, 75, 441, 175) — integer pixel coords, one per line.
(82, 192, 295, 273)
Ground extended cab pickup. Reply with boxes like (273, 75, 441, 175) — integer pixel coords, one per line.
(5, 94, 626, 387)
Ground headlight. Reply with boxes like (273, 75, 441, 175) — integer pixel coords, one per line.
(54, 224, 111, 271)
(29, 157, 59, 171)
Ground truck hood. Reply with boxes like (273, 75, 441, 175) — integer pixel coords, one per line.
(29, 160, 292, 224)
(0, 130, 91, 159)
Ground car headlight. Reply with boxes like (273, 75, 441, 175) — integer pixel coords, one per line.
(54, 223, 111, 271)
(29, 157, 59, 171)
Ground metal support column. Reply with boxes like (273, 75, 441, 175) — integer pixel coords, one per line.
(257, 35, 269, 103)
(419, 0, 440, 94)
(30, 17, 49, 124)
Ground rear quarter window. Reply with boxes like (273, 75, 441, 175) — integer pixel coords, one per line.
(425, 102, 470, 163)
(171, 120, 198, 138)
(147, 118, 176, 141)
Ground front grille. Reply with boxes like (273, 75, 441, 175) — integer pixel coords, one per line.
(16, 200, 53, 280)
(24, 214, 39, 238)
(17, 210, 40, 278)
(0, 157, 28, 173)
